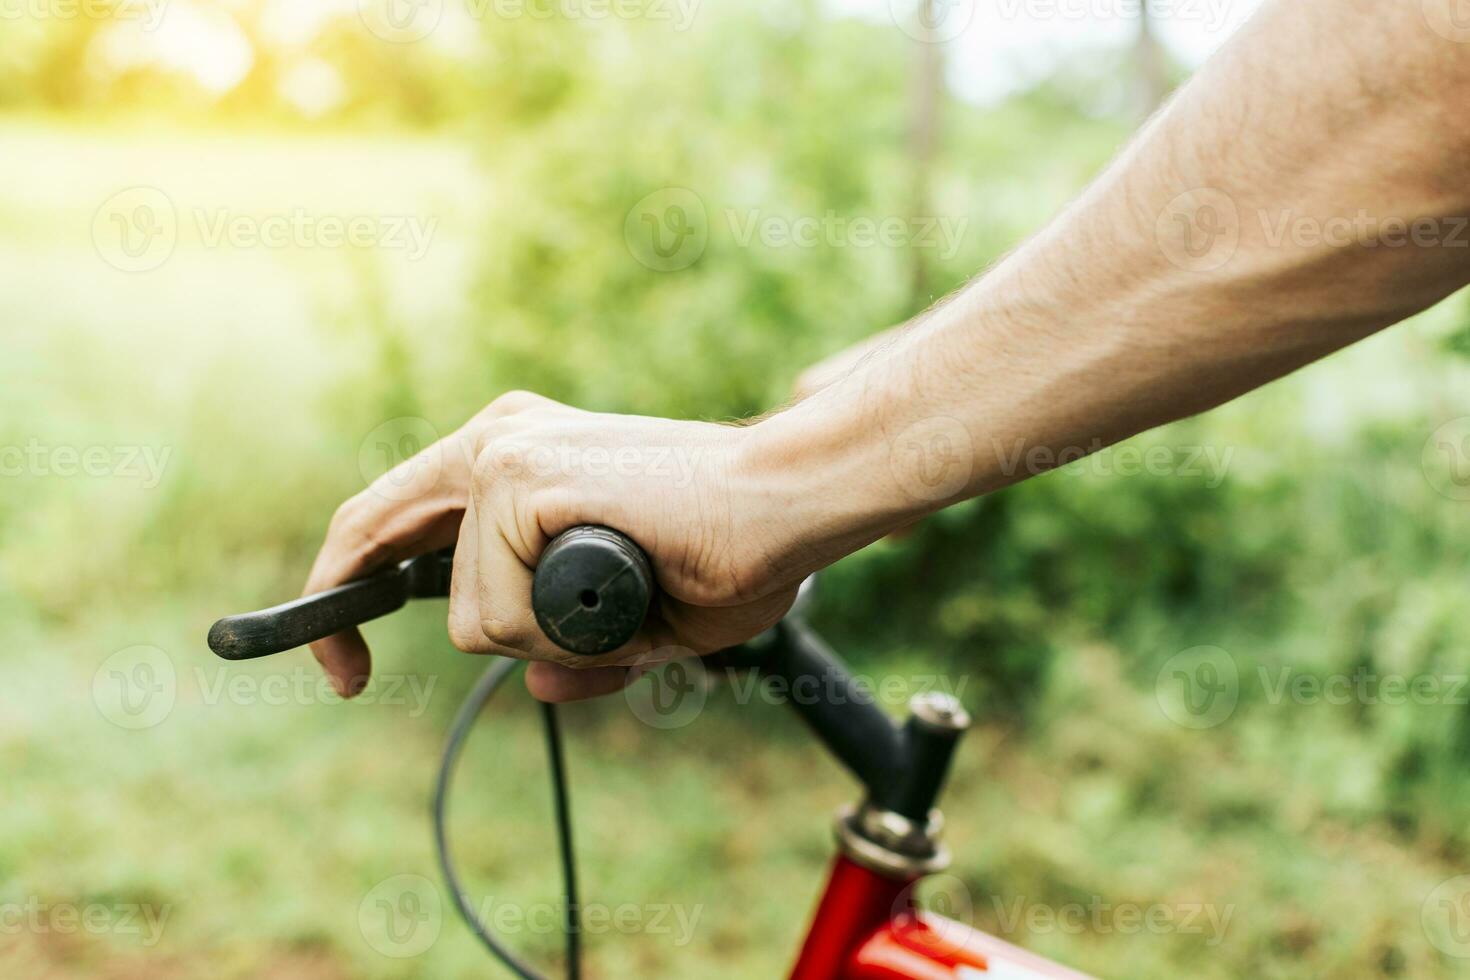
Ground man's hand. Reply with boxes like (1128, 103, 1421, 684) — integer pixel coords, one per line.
(305, 392, 800, 702)
(306, 0, 1470, 706)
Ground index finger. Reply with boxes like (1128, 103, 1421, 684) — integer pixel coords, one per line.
(304, 438, 468, 696)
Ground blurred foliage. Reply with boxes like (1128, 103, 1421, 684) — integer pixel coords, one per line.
(4, 2, 1470, 979)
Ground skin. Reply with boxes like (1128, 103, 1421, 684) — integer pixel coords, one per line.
(307, 0, 1470, 703)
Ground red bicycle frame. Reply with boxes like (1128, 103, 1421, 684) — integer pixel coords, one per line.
(791, 855, 1093, 979)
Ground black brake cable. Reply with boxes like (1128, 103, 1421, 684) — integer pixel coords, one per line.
(432, 658, 580, 980)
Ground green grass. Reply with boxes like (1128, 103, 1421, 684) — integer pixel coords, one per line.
(6, 119, 1470, 979)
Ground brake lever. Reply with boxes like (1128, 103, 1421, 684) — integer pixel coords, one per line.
(207, 548, 455, 661)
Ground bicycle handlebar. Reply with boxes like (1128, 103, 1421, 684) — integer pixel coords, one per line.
(207, 525, 652, 660)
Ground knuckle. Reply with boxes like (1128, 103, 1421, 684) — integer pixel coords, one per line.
(471, 435, 525, 490)
(326, 496, 391, 566)
(483, 389, 547, 421)
(479, 616, 533, 650)
(447, 615, 485, 653)
(448, 601, 497, 653)
(327, 497, 360, 533)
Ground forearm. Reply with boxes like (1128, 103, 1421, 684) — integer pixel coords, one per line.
(751, 0, 1470, 571)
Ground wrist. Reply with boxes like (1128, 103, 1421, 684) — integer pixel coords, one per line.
(736, 380, 967, 582)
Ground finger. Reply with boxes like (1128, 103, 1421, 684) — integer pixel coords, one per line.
(525, 662, 631, 702)
(304, 506, 461, 694)
(311, 627, 371, 699)
(447, 490, 484, 652)
(473, 513, 549, 656)
(305, 494, 463, 596)
(305, 438, 466, 697)
(655, 585, 799, 653)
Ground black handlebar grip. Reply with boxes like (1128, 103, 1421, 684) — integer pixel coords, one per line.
(532, 526, 653, 656)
